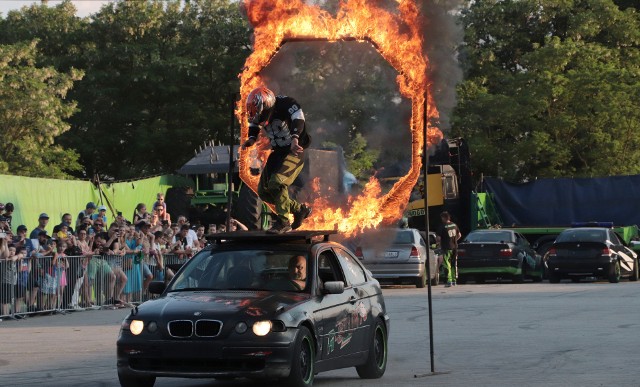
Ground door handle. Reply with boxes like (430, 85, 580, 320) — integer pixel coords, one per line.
(349, 296, 357, 304)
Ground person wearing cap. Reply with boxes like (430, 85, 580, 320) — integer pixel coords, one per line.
(12, 225, 28, 250)
(91, 205, 108, 225)
(29, 213, 50, 239)
(76, 202, 97, 228)
(2, 203, 14, 230)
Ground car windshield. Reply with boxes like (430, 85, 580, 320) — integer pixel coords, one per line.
(556, 229, 607, 243)
(463, 231, 514, 243)
(167, 249, 311, 293)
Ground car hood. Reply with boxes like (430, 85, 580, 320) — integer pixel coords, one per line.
(136, 291, 310, 321)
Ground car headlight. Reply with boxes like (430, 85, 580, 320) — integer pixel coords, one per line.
(252, 320, 272, 336)
(129, 320, 144, 335)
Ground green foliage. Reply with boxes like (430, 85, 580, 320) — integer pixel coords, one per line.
(1, 0, 250, 180)
(322, 132, 380, 181)
(0, 41, 83, 178)
(453, 0, 640, 182)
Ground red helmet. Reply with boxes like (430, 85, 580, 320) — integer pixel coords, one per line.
(246, 87, 275, 123)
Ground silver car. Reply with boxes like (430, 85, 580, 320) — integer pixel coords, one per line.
(353, 228, 439, 287)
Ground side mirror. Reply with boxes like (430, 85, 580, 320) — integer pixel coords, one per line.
(323, 281, 345, 295)
(148, 281, 166, 295)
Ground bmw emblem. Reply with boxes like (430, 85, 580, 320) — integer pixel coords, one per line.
(194, 311, 202, 316)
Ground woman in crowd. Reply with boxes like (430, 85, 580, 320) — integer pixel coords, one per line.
(105, 224, 127, 304)
(132, 203, 150, 227)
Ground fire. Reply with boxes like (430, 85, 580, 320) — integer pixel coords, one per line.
(237, 0, 443, 236)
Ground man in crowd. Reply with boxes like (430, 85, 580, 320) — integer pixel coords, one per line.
(436, 211, 462, 287)
(92, 205, 108, 224)
(176, 216, 198, 247)
(76, 202, 96, 228)
(30, 213, 49, 239)
(242, 86, 312, 233)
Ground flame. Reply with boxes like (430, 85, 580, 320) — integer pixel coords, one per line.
(237, 0, 443, 236)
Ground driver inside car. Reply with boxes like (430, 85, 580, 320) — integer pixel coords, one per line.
(288, 255, 307, 290)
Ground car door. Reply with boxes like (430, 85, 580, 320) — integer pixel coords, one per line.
(314, 248, 361, 361)
(516, 233, 538, 271)
(333, 247, 372, 354)
(609, 230, 635, 273)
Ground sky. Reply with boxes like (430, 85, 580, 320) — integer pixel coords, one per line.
(0, 0, 112, 17)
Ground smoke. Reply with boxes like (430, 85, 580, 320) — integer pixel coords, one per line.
(420, 0, 465, 133)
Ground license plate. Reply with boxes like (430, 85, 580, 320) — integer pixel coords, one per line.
(384, 251, 399, 258)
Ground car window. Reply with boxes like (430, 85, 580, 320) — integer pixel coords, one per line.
(335, 248, 367, 286)
(464, 231, 513, 243)
(556, 229, 607, 243)
(608, 231, 622, 245)
(516, 234, 530, 247)
(393, 230, 414, 244)
(168, 249, 311, 292)
(317, 249, 346, 287)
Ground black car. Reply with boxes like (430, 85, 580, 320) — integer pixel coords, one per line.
(117, 231, 389, 387)
(456, 229, 544, 283)
(545, 227, 639, 283)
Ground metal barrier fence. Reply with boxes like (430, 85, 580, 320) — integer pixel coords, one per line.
(0, 253, 189, 320)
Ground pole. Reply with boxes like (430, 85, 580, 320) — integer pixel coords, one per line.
(225, 93, 237, 230)
(423, 93, 435, 373)
(415, 91, 448, 379)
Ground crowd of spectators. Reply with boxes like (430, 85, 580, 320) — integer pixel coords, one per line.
(0, 195, 247, 318)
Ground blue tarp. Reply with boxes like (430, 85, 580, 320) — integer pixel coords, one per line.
(483, 176, 640, 227)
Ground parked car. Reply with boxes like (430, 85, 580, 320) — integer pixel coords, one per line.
(117, 230, 389, 387)
(545, 227, 639, 283)
(456, 229, 544, 283)
(353, 228, 439, 288)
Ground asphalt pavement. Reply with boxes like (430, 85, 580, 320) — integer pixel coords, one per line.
(1, 281, 639, 387)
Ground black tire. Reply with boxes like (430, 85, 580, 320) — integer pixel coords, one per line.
(356, 318, 388, 379)
(608, 260, 621, 283)
(548, 273, 561, 283)
(475, 276, 485, 284)
(416, 270, 426, 288)
(285, 326, 315, 387)
(232, 184, 264, 230)
(630, 258, 639, 281)
(117, 372, 155, 387)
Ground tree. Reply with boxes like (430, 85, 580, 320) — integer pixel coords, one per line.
(452, 0, 640, 182)
(0, 41, 83, 178)
(57, 0, 251, 179)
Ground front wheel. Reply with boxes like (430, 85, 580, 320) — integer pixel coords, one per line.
(356, 319, 388, 379)
(608, 260, 621, 283)
(118, 372, 155, 387)
(430, 270, 440, 286)
(285, 326, 315, 387)
(548, 273, 561, 283)
(630, 258, 639, 281)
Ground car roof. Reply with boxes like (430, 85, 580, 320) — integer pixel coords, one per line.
(206, 230, 337, 246)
